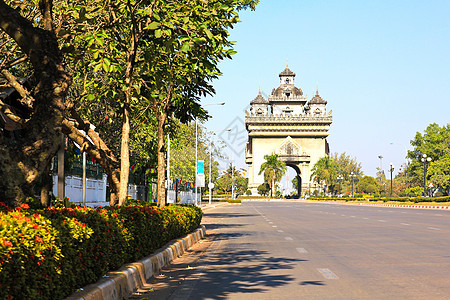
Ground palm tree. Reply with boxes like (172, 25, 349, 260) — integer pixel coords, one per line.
(259, 154, 287, 197)
(310, 156, 338, 194)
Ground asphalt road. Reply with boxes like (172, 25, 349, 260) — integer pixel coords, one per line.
(133, 201, 450, 300)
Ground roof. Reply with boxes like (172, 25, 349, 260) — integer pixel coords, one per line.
(309, 91, 327, 105)
(279, 67, 295, 77)
(272, 86, 303, 97)
(250, 93, 268, 105)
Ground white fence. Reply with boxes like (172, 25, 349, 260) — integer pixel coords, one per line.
(52, 174, 108, 207)
(52, 174, 200, 206)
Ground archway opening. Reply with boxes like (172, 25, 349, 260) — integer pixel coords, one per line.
(285, 163, 301, 198)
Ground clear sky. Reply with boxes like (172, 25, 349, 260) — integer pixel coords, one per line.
(202, 0, 450, 184)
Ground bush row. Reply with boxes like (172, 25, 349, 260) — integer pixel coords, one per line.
(0, 202, 202, 300)
(307, 196, 450, 203)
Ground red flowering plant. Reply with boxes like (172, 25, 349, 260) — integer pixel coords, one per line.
(0, 208, 62, 299)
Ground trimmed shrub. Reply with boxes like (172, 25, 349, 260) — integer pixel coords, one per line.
(0, 202, 202, 300)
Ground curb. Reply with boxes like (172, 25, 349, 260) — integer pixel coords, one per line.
(65, 225, 206, 300)
(357, 203, 450, 210)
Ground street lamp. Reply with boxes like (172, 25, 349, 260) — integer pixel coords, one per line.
(337, 175, 343, 196)
(389, 162, 394, 197)
(195, 102, 225, 205)
(421, 154, 432, 196)
(349, 172, 356, 197)
(208, 128, 231, 204)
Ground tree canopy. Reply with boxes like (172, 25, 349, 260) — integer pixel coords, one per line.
(407, 123, 450, 194)
(259, 154, 286, 197)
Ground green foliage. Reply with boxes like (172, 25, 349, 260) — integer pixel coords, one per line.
(310, 156, 338, 193)
(215, 164, 248, 195)
(259, 154, 286, 196)
(0, 201, 202, 299)
(407, 123, 450, 190)
(257, 183, 270, 196)
(356, 176, 380, 194)
(245, 190, 252, 196)
(405, 186, 423, 197)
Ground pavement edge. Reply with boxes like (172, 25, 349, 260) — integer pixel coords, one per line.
(65, 225, 207, 300)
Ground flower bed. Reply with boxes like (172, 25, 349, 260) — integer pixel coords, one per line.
(0, 202, 202, 299)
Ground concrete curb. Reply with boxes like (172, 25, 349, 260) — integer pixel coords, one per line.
(357, 203, 450, 210)
(65, 225, 206, 300)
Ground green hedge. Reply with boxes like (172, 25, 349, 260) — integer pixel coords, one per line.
(307, 196, 450, 203)
(0, 202, 202, 299)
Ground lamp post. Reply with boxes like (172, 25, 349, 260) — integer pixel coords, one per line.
(389, 162, 394, 197)
(195, 102, 225, 205)
(337, 175, 343, 196)
(421, 154, 432, 196)
(208, 128, 231, 204)
(349, 172, 356, 197)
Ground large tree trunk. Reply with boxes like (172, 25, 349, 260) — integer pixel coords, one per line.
(156, 111, 167, 207)
(0, 0, 71, 206)
(118, 106, 130, 205)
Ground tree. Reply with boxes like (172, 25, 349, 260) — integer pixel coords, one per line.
(356, 176, 380, 194)
(215, 164, 247, 197)
(0, 0, 258, 207)
(257, 183, 270, 196)
(259, 154, 286, 197)
(0, 0, 72, 206)
(330, 152, 363, 194)
(310, 156, 338, 194)
(407, 123, 450, 193)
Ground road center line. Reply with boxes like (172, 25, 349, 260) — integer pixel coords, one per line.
(317, 268, 339, 279)
(296, 248, 308, 253)
(427, 227, 441, 230)
(378, 220, 387, 222)
(285, 237, 293, 241)
(400, 223, 410, 225)
(277, 229, 284, 233)
(272, 225, 277, 227)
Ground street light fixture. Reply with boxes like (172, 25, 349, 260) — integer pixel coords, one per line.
(349, 172, 356, 197)
(389, 162, 395, 197)
(421, 154, 432, 196)
(195, 102, 225, 205)
(337, 175, 343, 196)
(209, 128, 231, 204)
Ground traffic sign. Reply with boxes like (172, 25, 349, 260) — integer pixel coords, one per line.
(428, 182, 434, 188)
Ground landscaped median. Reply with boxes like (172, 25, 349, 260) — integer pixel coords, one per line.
(306, 196, 450, 208)
(0, 202, 203, 300)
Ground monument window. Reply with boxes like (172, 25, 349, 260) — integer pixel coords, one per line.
(285, 92, 291, 98)
(285, 78, 290, 84)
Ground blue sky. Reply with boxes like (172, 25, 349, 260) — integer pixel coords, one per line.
(202, 0, 450, 183)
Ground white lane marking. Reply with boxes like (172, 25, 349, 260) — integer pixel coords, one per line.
(296, 248, 308, 254)
(378, 220, 387, 222)
(363, 217, 369, 220)
(416, 213, 423, 215)
(269, 222, 273, 224)
(350, 216, 356, 218)
(428, 227, 441, 230)
(341, 214, 346, 216)
(401, 212, 407, 214)
(400, 223, 410, 226)
(277, 230, 284, 233)
(317, 268, 339, 279)
(434, 214, 443, 216)
(272, 225, 277, 228)
(285, 237, 293, 241)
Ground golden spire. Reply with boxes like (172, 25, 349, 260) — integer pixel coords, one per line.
(286, 59, 289, 68)
(316, 82, 319, 95)
(259, 83, 261, 94)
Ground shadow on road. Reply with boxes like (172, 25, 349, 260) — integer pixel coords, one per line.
(300, 281, 325, 286)
(192, 244, 306, 299)
(205, 212, 258, 219)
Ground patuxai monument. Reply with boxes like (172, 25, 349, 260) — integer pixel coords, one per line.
(245, 64, 332, 196)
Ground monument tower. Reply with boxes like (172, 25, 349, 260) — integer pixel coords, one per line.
(245, 64, 332, 196)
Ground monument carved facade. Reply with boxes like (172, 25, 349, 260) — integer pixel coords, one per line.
(245, 65, 332, 195)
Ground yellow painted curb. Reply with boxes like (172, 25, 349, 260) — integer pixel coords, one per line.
(66, 225, 206, 300)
